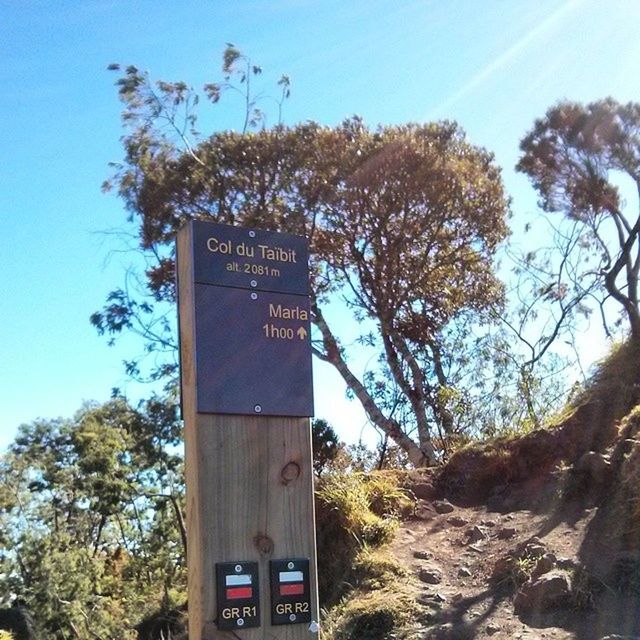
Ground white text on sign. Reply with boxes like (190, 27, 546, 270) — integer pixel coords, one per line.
(207, 237, 298, 263)
(275, 602, 309, 615)
(262, 303, 308, 341)
(263, 325, 308, 340)
(221, 606, 258, 620)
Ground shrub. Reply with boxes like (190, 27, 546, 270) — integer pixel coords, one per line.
(315, 472, 410, 607)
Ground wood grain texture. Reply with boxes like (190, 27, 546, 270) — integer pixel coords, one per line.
(177, 223, 319, 640)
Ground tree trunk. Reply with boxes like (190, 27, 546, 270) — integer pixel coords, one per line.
(169, 493, 188, 558)
(311, 300, 437, 466)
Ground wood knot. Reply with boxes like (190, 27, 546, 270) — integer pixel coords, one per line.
(281, 461, 301, 484)
(254, 533, 274, 556)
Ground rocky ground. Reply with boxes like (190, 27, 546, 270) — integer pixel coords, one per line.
(321, 353, 640, 640)
(388, 462, 640, 640)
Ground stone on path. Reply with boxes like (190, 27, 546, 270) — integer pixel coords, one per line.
(514, 571, 572, 615)
(433, 500, 455, 514)
(418, 567, 443, 584)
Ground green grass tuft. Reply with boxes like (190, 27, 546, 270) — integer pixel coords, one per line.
(315, 470, 417, 633)
(322, 586, 420, 640)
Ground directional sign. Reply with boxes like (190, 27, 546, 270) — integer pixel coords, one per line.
(193, 285, 313, 416)
(191, 220, 309, 295)
(177, 220, 319, 640)
(216, 562, 261, 630)
(179, 220, 314, 417)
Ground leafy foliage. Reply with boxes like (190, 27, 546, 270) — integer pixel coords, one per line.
(311, 419, 341, 476)
(97, 48, 511, 465)
(517, 98, 640, 342)
(315, 472, 411, 607)
(315, 473, 418, 640)
(0, 398, 186, 640)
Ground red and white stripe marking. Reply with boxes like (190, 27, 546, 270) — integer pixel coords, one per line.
(225, 574, 253, 599)
(279, 570, 304, 596)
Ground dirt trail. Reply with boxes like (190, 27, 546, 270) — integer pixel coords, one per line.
(389, 495, 618, 640)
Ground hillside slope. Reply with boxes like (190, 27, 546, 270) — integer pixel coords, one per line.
(322, 343, 640, 640)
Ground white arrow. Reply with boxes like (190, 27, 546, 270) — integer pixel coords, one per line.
(297, 326, 308, 340)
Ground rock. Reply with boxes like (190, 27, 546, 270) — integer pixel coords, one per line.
(556, 557, 576, 570)
(574, 451, 611, 479)
(413, 482, 437, 500)
(532, 553, 557, 578)
(418, 567, 443, 584)
(481, 519, 497, 527)
(424, 622, 474, 639)
(417, 593, 440, 608)
(486, 622, 501, 635)
(413, 550, 433, 560)
(514, 571, 572, 615)
(433, 500, 455, 514)
(425, 623, 455, 639)
(497, 526, 517, 539)
(491, 556, 512, 581)
(414, 506, 436, 520)
(466, 525, 487, 543)
(447, 515, 468, 527)
(458, 566, 472, 578)
(521, 538, 547, 558)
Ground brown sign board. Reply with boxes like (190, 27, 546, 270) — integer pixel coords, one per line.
(194, 284, 313, 416)
(179, 220, 314, 417)
(191, 220, 309, 295)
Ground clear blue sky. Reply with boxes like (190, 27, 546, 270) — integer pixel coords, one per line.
(2, 0, 639, 450)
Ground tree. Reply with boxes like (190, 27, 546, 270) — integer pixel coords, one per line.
(517, 98, 640, 343)
(0, 398, 186, 640)
(311, 419, 341, 476)
(96, 50, 510, 466)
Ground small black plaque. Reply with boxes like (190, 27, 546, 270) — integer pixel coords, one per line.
(192, 220, 309, 295)
(270, 559, 312, 626)
(216, 561, 260, 630)
(194, 284, 313, 416)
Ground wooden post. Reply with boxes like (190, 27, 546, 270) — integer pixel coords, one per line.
(177, 221, 319, 640)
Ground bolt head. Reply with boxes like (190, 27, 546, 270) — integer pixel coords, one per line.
(254, 404, 262, 413)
